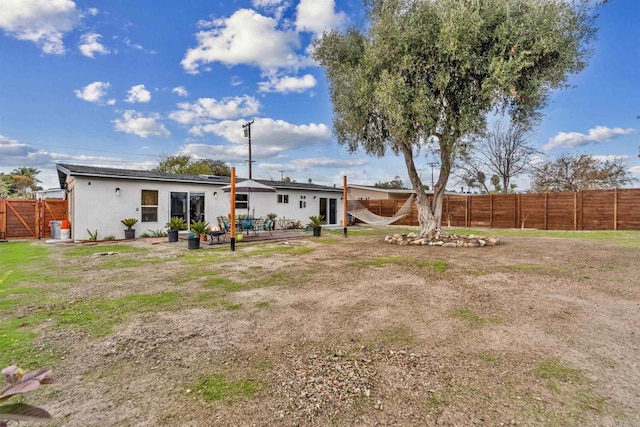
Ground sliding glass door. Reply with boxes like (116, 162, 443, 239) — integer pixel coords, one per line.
(171, 191, 206, 225)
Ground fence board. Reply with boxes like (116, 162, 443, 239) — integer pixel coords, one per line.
(358, 188, 640, 231)
(0, 199, 68, 239)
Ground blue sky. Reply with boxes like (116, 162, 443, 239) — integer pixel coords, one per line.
(1, 0, 638, 191)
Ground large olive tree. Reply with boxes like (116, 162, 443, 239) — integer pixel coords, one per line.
(314, 0, 599, 237)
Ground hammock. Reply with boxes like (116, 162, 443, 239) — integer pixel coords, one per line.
(347, 195, 414, 226)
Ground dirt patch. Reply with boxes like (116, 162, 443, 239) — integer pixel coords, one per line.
(23, 232, 640, 425)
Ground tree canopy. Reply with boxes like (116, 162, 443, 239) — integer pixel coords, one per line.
(0, 167, 42, 198)
(530, 153, 634, 192)
(314, 0, 598, 237)
(153, 154, 230, 176)
(374, 176, 405, 189)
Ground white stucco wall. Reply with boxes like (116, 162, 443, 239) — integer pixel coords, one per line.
(67, 176, 344, 240)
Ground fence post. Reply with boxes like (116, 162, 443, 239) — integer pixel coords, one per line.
(544, 193, 548, 230)
(489, 194, 493, 228)
(514, 194, 518, 229)
(465, 196, 469, 227)
(573, 192, 577, 231)
(614, 188, 618, 230)
(0, 199, 6, 239)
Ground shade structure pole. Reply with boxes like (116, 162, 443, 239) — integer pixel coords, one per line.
(343, 175, 348, 238)
(243, 120, 254, 180)
(230, 167, 236, 251)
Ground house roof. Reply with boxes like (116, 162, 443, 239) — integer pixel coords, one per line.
(56, 163, 343, 193)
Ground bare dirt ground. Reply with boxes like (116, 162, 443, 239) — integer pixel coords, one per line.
(28, 230, 640, 426)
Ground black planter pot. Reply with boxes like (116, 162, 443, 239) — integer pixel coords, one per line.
(168, 229, 179, 242)
(187, 237, 200, 250)
(313, 226, 322, 237)
(124, 229, 136, 239)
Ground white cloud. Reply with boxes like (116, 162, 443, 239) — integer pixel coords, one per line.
(0, 135, 162, 188)
(188, 118, 331, 157)
(74, 81, 111, 103)
(543, 126, 638, 151)
(181, 9, 301, 74)
(252, 0, 285, 7)
(169, 96, 260, 128)
(78, 32, 109, 58)
(258, 73, 317, 93)
(0, 0, 82, 54)
(87, 7, 99, 16)
(125, 84, 152, 103)
(252, 0, 290, 21)
(113, 110, 170, 138)
(592, 154, 630, 162)
(171, 86, 189, 97)
(295, 0, 347, 35)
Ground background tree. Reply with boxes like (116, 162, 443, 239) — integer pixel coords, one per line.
(374, 176, 405, 189)
(0, 173, 14, 196)
(457, 119, 538, 194)
(314, 0, 598, 237)
(0, 167, 42, 198)
(153, 154, 230, 176)
(530, 153, 634, 192)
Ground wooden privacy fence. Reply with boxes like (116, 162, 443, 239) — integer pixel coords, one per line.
(359, 188, 640, 231)
(0, 199, 68, 239)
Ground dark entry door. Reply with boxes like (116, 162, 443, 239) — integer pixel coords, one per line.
(319, 198, 327, 221)
(329, 198, 337, 224)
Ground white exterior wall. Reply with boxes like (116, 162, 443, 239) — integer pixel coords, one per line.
(67, 176, 344, 240)
(70, 177, 228, 240)
(260, 189, 344, 227)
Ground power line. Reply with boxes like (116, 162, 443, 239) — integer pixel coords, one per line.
(22, 141, 164, 158)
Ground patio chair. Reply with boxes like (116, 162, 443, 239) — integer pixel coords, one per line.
(263, 219, 273, 236)
(218, 216, 231, 232)
(241, 218, 257, 236)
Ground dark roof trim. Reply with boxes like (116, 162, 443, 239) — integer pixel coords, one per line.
(56, 164, 342, 193)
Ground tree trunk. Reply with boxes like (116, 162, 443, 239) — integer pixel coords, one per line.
(398, 142, 449, 239)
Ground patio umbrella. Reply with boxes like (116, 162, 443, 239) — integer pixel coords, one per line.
(220, 179, 276, 193)
(219, 179, 276, 216)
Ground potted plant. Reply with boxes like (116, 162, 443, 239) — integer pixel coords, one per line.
(166, 216, 187, 242)
(121, 218, 138, 239)
(308, 215, 326, 237)
(188, 220, 210, 250)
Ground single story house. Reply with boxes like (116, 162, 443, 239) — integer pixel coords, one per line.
(56, 164, 345, 241)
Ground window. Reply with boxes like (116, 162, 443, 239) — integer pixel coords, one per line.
(277, 194, 289, 204)
(171, 191, 207, 225)
(141, 190, 158, 222)
(235, 194, 248, 210)
(299, 196, 306, 209)
(190, 192, 205, 223)
(170, 192, 188, 222)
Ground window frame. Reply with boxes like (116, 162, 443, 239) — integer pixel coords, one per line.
(141, 190, 159, 222)
(277, 194, 289, 204)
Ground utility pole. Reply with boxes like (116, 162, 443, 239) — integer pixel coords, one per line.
(279, 170, 286, 181)
(427, 162, 438, 191)
(242, 120, 255, 179)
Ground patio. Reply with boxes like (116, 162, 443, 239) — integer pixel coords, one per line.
(205, 228, 311, 246)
